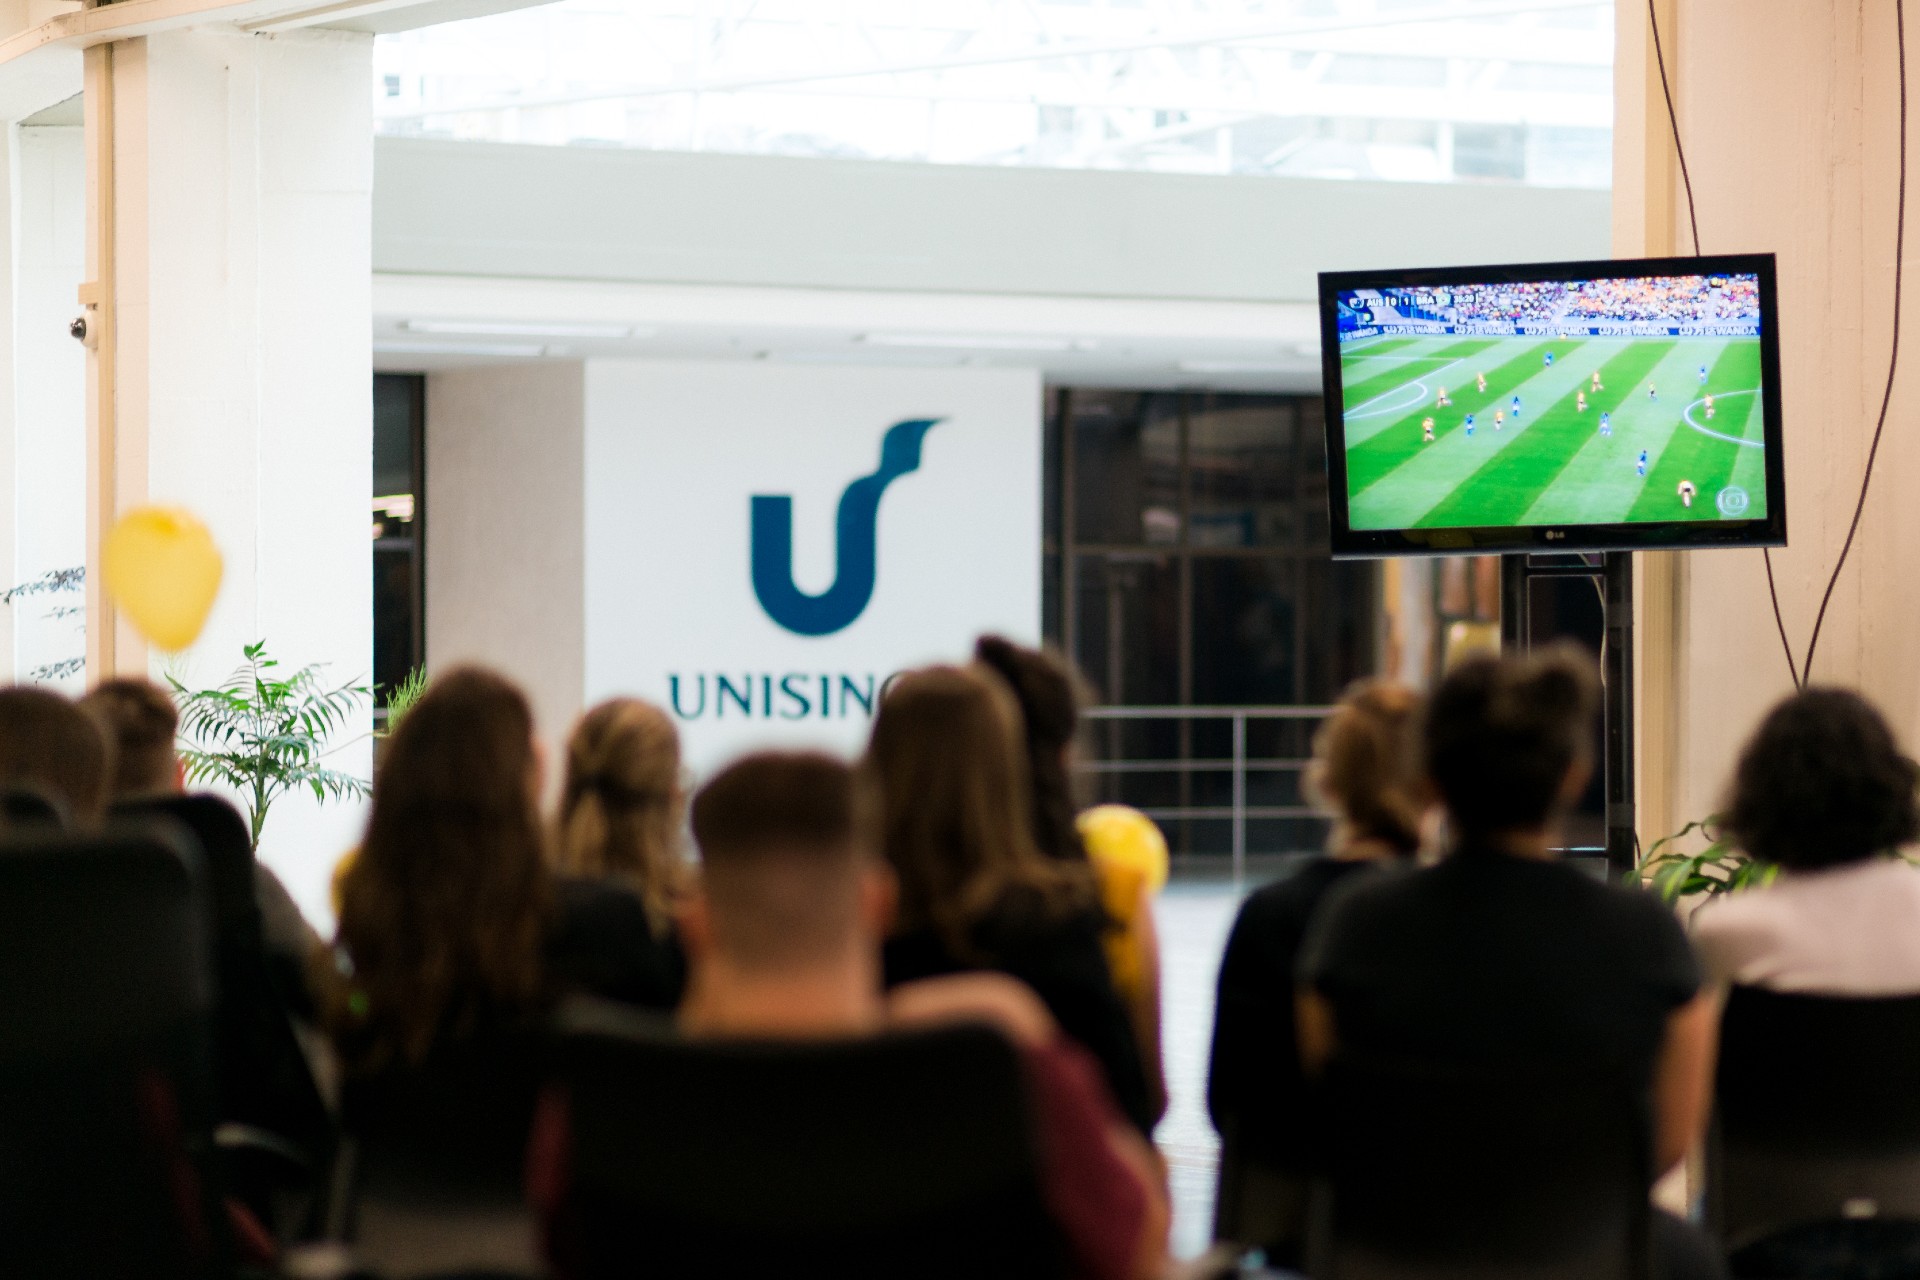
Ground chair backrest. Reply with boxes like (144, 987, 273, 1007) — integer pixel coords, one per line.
(113, 794, 332, 1155)
(1711, 984, 1920, 1248)
(0, 828, 226, 1279)
(543, 1000, 1068, 1280)
(0, 783, 68, 830)
(1315, 1052, 1651, 1280)
(336, 1031, 549, 1279)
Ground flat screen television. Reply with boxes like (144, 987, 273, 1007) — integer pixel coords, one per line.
(1318, 253, 1785, 558)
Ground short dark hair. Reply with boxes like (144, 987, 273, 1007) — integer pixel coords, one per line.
(1423, 644, 1599, 838)
(691, 752, 869, 970)
(80, 678, 179, 799)
(1725, 688, 1920, 869)
(692, 751, 862, 863)
(0, 686, 112, 826)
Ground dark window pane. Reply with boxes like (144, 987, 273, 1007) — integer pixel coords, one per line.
(1073, 553, 1179, 706)
(1187, 396, 1298, 549)
(1070, 392, 1180, 546)
(373, 546, 415, 697)
(374, 374, 419, 498)
(1192, 558, 1301, 705)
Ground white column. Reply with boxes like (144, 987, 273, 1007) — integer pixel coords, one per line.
(90, 28, 375, 926)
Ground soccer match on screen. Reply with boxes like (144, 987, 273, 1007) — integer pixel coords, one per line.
(1333, 272, 1767, 532)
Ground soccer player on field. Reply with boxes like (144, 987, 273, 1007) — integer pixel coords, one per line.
(1599, 411, 1612, 437)
(1649, 382, 1658, 403)
(1545, 351, 1555, 367)
(1477, 372, 1488, 393)
(1699, 363, 1709, 384)
(1704, 394, 1716, 419)
(1637, 450, 1649, 477)
(1577, 391, 1588, 412)
(1465, 414, 1476, 438)
(1494, 410, 1505, 430)
(1592, 371, 1603, 393)
(1678, 480, 1697, 508)
(1422, 417, 1436, 443)
(1510, 394, 1522, 418)
(1436, 386, 1452, 407)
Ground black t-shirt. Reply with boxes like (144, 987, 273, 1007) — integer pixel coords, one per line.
(883, 901, 1155, 1135)
(548, 876, 687, 1012)
(1300, 850, 1701, 1086)
(1207, 856, 1384, 1166)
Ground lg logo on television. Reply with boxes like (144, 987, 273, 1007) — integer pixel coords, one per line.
(748, 418, 943, 637)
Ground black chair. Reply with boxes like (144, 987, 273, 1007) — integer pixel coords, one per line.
(538, 998, 1070, 1280)
(0, 828, 230, 1279)
(113, 794, 334, 1233)
(1711, 985, 1920, 1270)
(326, 1032, 549, 1280)
(1310, 1052, 1653, 1280)
(0, 783, 68, 829)
(1213, 1137, 1311, 1269)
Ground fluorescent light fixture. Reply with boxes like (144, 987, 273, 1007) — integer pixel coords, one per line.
(376, 340, 548, 358)
(400, 319, 648, 339)
(862, 332, 1097, 352)
(1177, 360, 1297, 374)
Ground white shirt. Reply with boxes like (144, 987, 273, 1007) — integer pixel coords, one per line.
(1691, 856, 1920, 994)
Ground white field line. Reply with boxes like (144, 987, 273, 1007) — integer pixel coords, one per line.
(1681, 389, 1763, 447)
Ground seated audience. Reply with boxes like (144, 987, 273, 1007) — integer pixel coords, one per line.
(82, 676, 321, 977)
(1206, 680, 1423, 1231)
(866, 665, 1156, 1134)
(975, 634, 1168, 1121)
(1693, 687, 1920, 991)
(1298, 646, 1723, 1279)
(326, 666, 674, 1083)
(669, 750, 1168, 1280)
(551, 697, 688, 1002)
(0, 684, 110, 827)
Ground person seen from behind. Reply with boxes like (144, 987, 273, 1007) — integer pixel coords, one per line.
(1298, 645, 1724, 1279)
(1693, 688, 1920, 992)
(670, 751, 1169, 1280)
(550, 697, 689, 1006)
(0, 684, 111, 828)
(82, 676, 320, 977)
(974, 635, 1169, 1123)
(866, 664, 1156, 1135)
(1205, 678, 1424, 1263)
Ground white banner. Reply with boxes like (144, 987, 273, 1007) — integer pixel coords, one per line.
(583, 360, 1043, 776)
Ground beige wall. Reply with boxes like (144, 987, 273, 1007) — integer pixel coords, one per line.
(1622, 1, 1920, 841)
(425, 361, 586, 759)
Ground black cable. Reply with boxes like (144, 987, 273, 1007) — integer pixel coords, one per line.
(1802, 0, 1908, 683)
(1648, 0, 1804, 689)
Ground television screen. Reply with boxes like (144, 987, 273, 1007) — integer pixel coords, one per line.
(1318, 254, 1785, 558)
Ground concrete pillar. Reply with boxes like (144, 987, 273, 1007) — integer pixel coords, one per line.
(85, 29, 374, 924)
(1620, 2, 1920, 838)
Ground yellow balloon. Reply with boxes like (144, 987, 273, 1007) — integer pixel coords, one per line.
(1077, 803, 1170, 896)
(102, 506, 223, 651)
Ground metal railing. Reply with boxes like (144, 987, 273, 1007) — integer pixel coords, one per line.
(1077, 705, 1334, 881)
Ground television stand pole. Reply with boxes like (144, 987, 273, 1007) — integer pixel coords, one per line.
(1497, 552, 1636, 878)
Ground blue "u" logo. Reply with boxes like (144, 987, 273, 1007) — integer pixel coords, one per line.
(750, 418, 943, 637)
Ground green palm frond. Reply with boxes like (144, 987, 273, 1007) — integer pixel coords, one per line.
(170, 640, 371, 851)
(1636, 811, 1777, 903)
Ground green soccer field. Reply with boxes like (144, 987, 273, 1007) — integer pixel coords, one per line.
(1338, 333, 1767, 530)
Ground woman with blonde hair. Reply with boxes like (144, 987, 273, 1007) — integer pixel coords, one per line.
(555, 698, 688, 932)
(1206, 678, 1426, 1262)
(867, 664, 1155, 1134)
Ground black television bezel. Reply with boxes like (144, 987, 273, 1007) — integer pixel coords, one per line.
(1318, 252, 1787, 559)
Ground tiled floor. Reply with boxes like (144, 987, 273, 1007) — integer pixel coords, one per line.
(1152, 876, 1251, 1260)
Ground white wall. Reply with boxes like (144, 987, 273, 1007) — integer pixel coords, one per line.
(108, 29, 375, 927)
(374, 138, 1612, 305)
(9, 122, 84, 686)
(581, 359, 1041, 774)
(424, 360, 585, 757)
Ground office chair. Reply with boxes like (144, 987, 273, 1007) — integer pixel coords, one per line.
(0, 782, 68, 829)
(0, 828, 230, 1279)
(1311, 1051, 1653, 1280)
(1711, 984, 1920, 1272)
(537, 998, 1070, 1280)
